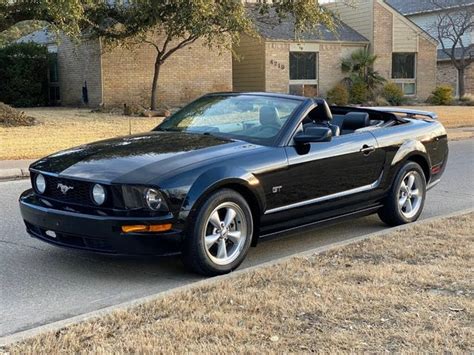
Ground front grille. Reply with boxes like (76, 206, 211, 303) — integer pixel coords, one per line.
(26, 222, 116, 253)
(33, 174, 114, 208)
(44, 175, 93, 204)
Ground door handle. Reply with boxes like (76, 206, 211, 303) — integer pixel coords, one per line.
(360, 145, 375, 155)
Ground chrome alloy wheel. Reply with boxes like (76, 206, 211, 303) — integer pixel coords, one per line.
(202, 202, 248, 266)
(398, 171, 423, 219)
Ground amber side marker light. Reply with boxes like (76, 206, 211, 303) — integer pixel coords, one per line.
(121, 224, 172, 233)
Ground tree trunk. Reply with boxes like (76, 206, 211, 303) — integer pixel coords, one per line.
(457, 67, 465, 98)
(150, 54, 162, 111)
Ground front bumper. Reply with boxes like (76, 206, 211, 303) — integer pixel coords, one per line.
(19, 189, 183, 256)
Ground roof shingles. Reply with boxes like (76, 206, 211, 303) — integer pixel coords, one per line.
(250, 8, 368, 43)
(386, 0, 474, 15)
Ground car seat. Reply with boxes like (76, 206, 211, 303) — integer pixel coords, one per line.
(259, 106, 281, 129)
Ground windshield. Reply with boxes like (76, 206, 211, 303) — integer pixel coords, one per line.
(154, 94, 302, 145)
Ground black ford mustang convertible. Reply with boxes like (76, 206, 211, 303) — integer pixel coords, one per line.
(20, 92, 448, 275)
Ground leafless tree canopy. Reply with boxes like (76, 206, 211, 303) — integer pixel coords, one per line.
(430, 0, 473, 96)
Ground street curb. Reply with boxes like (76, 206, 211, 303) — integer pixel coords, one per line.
(1, 207, 473, 347)
(0, 168, 29, 181)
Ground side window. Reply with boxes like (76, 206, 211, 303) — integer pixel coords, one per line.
(392, 53, 416, 96)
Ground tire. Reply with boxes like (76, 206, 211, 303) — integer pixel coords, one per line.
(378, 161, 426, 226)
(182, 189, 254, 276)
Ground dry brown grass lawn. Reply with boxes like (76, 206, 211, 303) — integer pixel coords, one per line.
(401, 106, 473, 128)
(4, 212, 473, 353)
(0, 108, 163, 160)
(0, 106, 472, 160)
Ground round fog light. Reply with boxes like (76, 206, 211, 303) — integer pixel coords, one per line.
(35, 174, 46, 194)
(92, 184, 106, 205)
(145, 188, 162, 211)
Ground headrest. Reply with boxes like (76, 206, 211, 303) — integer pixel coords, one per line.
(309, 99, 333, 122)
(259, 106, 281, 127)
(342, 112, 370, 130)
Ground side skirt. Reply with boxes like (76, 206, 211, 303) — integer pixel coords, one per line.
(257, 204, 382, 241)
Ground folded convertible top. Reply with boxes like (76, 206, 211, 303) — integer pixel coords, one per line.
(367, 107, 438, 120)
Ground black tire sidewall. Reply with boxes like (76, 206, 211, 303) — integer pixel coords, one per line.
(183, 189, 253, 275)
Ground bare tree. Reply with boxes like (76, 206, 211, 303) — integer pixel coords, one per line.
(431, 0, 473, 97)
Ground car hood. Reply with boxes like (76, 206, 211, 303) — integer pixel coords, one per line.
(31, 131, 250, 183)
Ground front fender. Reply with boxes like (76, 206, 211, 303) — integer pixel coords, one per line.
(179, 166, 265, 221)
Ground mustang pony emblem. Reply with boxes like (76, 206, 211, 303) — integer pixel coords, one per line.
(57, 183, 74, 194)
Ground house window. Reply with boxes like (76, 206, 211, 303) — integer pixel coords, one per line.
(48, 53, 59, 83)
(290, 52, 317, 80)
(392, 53, 416, 95)
(48, 53, 60, 105)
(289, 52, 318, 97)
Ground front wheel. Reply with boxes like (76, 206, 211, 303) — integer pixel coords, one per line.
(182, 189, 253, 276)
(378, 162, 426, 226)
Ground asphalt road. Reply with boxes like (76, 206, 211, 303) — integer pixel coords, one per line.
(1, 139, 473, 338)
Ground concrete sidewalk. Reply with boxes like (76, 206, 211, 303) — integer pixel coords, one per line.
(0, 160, 35, 180)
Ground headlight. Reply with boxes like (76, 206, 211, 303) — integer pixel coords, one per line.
(92, 184, 106, 205)
(145, 188, 163, 211)
(121, 185, 169, 211)
(35, 174, 46, 194)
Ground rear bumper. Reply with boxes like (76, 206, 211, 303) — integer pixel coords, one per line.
(19, 189, 183, 256)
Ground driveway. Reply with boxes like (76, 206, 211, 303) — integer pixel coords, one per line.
(1, 139, 473, 337)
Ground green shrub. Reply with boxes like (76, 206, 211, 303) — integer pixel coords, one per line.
(382, 82, 405, 106)
(349, 81, 369, 104)
(427, 85, 454, 105)
(0, 42, 49, 107)
(327, 84, 349, 105)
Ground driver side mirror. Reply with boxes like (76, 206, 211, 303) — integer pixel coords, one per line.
(294, 126, 332, 144)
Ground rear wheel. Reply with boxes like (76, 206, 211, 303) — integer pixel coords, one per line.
(182, 189, 253, 276)
(378, 162, 426, 226)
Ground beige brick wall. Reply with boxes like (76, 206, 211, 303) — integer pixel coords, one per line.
(57, 37, 103, 106)
(318, 44, 367, 96)
(416, 37, 437, 100)
(101, 36, 232, 108)
(264, 41, 366, 97)
(465, 64, 474, 95)
(437, 61, 474, 97)
(264, 42, 290, 93)
(372, 2, 393, 79)
(437, 62, 458, 94)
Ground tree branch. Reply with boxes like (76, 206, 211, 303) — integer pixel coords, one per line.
(161, 34, 199, 61)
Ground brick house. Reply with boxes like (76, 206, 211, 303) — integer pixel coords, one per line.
(17, 30, 233, 107)
(385, 0, 474, 96)
(233, 9, 369, 98)
(53, 35, 232, 108)
(18, 0, 438, 107)
(325, 0, 438, 100)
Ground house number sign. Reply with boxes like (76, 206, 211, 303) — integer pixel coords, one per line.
(270, 59, 285, 70)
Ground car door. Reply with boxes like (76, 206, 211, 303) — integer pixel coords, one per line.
(265, 130, 385, 217)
